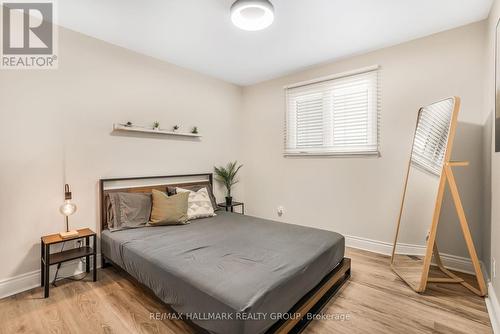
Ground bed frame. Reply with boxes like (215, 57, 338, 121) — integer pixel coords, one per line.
(99, 173, 351, 334)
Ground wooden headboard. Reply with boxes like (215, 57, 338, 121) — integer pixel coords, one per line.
(99, 173, 213, 231)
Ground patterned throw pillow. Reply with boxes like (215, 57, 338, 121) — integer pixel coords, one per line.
(176, 187, 216, 220)
(167, 185, 219, 211)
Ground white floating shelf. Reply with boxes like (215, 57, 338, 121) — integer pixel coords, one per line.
(113, 124, 202, 138)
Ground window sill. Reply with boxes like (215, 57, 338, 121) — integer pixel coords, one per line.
(284, 151, 380, 158)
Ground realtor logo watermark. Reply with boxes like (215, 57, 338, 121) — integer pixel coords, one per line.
(1, 0, 58, 69)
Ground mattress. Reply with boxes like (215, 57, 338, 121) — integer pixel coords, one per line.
(101, 211, 345, 334)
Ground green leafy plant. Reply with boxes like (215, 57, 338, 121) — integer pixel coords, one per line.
(191, 126, 198, 134)
(173, 125, 179, 131)
(153, 121, 160, 129)
(214, 161, 243, 198)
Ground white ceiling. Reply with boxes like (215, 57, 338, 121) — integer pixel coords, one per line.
(57, 0, 493, 86)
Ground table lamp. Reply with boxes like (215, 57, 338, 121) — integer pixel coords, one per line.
(59, 184, 78, 239)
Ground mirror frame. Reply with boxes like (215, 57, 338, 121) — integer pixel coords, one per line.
(390, 97, 461, 293)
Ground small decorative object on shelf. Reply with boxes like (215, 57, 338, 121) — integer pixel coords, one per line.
(153, 121, 160, 131)
(191, 126, 198, 134)
(173, 125, 180, 132)
(214, 161, 243, 206)
(125, 121, 133, 127)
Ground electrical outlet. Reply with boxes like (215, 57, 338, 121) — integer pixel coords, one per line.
(493, 258, 497, 278)
(277, 206, 285, 217)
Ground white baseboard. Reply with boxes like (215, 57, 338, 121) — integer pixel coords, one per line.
(345, 234, 394, 255)
(486, 282, 500, 334)
(0, 269, 41, 300)
(0, 254, 101, 299)
(345, 235, 483, 275)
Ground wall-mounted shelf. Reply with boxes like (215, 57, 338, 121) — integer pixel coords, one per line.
(112, 124, 201, 138)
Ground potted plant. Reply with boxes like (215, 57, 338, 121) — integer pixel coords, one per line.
(214, 161, 243, 205)
(191, 126, 198, 134)
(173, 125, 179, 132)
(153, 121, 160, 131)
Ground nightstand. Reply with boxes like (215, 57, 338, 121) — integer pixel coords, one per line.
(217, 202, 245, 214)
(40, 228, 97, 298)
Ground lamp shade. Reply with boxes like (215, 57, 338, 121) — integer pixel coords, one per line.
(59, 200, 77, 216)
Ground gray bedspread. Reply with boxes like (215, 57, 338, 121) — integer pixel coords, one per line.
(101, 211, 344, 334)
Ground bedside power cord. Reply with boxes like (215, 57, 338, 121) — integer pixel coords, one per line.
(51, 241, 89, 287)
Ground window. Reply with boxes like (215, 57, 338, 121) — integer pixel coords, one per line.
(285, 67, 379, 156)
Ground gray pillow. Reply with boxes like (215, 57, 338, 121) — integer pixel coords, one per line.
(167, 185, 219, 211)
(108, 192, 152, 232)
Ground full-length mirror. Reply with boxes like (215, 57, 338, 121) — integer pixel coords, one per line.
(391, 98, 455, 292)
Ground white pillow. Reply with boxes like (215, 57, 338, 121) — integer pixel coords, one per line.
(176, 187, 216, 220)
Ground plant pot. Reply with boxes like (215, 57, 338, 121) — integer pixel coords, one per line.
(153, 127, 160, 131)
(225, 196, 232, 205)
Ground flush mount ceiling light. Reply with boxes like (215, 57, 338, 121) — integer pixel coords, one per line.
(230, 0, 274, 31)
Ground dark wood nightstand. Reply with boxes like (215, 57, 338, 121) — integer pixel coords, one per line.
(40, 228, 97, 298)
(217, 202, 245, 214)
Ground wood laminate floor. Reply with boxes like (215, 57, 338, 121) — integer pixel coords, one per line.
(0, 248, 492, 334)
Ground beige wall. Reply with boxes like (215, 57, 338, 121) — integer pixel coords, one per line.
(0, 15, 491, 291)
(0, 27, 243, 281)
(485, 0, 500, 295)
(241, 22, 487, 259)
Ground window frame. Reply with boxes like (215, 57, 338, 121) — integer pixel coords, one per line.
(284, 65, 380, 158)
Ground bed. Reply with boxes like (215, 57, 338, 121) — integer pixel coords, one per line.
(99, 174, 350, 334)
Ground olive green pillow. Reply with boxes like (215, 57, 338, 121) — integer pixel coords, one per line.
(149, 190, 189, 225)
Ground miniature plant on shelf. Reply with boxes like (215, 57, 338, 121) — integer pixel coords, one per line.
(191, 126, 198, 134)
(153, 121, 160, 130)
(214, 161, 243, 206)
(173, 125, 179, 132)
(124, 121, 133, 127)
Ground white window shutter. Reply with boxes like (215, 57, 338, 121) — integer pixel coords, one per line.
(295, 93, 324, 148)
(285, 67, 380, 156)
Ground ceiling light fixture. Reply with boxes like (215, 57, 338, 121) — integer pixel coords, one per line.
(230, 0, 274, 31)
